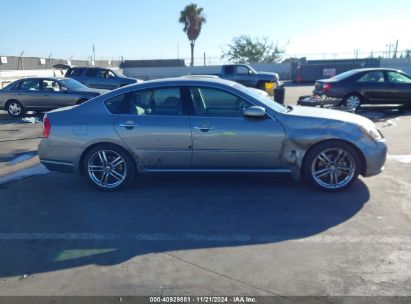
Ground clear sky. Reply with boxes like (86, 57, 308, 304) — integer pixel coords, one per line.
(0, 0, 410, 62)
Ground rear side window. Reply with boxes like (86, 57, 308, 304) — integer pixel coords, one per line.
(66, 68, 84, 77)
(105, 94, 127, 114)
(85, 69, 98, 77)
(12, 79, 40, 91)
(357, 71, 385, 83)
(104, 88, 183, 116)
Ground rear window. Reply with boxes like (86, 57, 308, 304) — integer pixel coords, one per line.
(66, 68, 84, 77)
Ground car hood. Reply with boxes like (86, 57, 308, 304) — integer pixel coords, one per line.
(258, 72, 279, 80)
(288, 106, 375, 129)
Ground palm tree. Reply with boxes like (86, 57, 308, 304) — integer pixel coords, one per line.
(178, 3, 206, 66)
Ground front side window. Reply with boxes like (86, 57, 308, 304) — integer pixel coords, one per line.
(99, 69, 116, 78)
(387, 72, 411, 84)
(190, 87, 252, 117)
(41, 80, 61, 92)
(104, 88, 183, 116)
(357, 71, 385, 83)
(236, 66, 250, 74)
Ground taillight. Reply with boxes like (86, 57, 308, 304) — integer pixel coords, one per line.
(43, 117, 51, 138)
(322, 83, 332, 92)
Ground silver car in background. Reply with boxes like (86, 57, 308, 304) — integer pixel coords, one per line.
(0, 77, 107, 117)
(38, 77, 387, 191)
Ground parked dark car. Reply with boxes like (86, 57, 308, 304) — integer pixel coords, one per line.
(0, 77, 107, 117)
(313, 68, 411, 108)
(65, 67, 141, 90)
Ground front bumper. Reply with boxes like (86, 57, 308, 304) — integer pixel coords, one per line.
(363, 140, 387, 177)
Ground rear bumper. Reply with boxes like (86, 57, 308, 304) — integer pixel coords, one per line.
(40, 159, 75, 174)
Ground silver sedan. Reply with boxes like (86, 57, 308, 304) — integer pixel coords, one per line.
(38, 77, 387, 191)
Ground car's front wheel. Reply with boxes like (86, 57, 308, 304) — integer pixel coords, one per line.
(84, 144, 135, 191)
(303, 141, 361, 191)
(6, 100, 25, 118)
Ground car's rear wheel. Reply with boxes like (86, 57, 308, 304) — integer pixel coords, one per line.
(84, 145, 135, 191)
(6, 100, 25, 118)
(303, 141, 360, 191)
(343, 93, 362, 109)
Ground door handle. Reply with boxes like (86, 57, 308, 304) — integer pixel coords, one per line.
(194, 126, 215, 132)
(119, 123, 139, 129)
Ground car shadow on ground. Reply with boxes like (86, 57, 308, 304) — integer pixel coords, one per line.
(353, 105, 411, 123)
(0, 172, 370, 278)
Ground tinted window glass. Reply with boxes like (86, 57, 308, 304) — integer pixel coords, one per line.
(105, 94, 127, 114)
(190, 87, 252, 117)
(357, 71, 385, 83)
(85, 69, 98, 77)
(99, 69, 116, 78)
(387, 72, 411, 84)
(41, 80, 61, 92)
(224, 66, 234, 74)
(15, 80, 40, 91)
(67, 68, 84, 77)
(128, 88, 182, 116)
(236, 66, 250, 74)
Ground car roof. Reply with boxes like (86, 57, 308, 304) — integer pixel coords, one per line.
(126, 76, 238, 88)
(69, 66, 110, 70)
(16, 77, 69, 81)
(349, 68, 403, 73)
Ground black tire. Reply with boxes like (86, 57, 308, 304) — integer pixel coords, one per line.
(343, 93, 362, 109)
(83, 144, 135, 191)
(6, 100, 25, 118)
(303, 140, 361, 192)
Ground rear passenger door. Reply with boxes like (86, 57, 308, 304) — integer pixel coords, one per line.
(112, 87, 192, 169)
(10, 79, 43, 109)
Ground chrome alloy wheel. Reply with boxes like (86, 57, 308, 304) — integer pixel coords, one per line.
(311, 148, 356, 190)
(87, 150, 127, 189)
(8, 102, 22, 116)
(345, 95, 361, 108)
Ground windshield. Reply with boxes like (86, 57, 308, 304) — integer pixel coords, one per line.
(235, 84, 287, 113)
(59, 78, 89, 90)
(113, 69, 126, 77)
(330, 70, 359, 81)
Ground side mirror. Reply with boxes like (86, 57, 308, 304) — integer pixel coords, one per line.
(243, 106, 266, 118)
(60, 86, 68, 93)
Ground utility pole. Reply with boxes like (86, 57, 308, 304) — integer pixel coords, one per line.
(204, 52, 206, 66)
(354, 48, 360, 59)
(393, 39, 399, 59)
(92, 45, 96, 63)
(48, 53, 53, 69)
(18, 51, 24, 70)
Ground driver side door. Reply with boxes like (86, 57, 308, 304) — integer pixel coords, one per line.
(188, 86, 285, 169)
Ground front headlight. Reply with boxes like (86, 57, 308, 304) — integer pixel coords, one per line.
(361, 125, 383, 140)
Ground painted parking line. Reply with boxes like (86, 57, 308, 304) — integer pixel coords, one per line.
(387, 154, 411, 164)
(0, 233, 410, 243)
